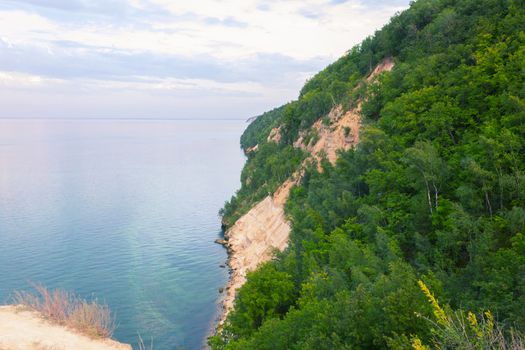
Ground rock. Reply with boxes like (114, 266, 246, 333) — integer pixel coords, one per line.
(219, 264, 226, 268)
(214, 239, 228, 245)
(219, 288, 224, 293)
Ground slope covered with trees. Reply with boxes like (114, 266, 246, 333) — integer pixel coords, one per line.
(213, 0, 525, 348)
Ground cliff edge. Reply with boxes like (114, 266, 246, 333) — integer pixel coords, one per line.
(0, 306, 131, 350)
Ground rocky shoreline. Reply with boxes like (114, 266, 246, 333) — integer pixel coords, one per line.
(214, 192, 292, 326)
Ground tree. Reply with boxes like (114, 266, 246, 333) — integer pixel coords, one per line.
(404, 141, 447, 215)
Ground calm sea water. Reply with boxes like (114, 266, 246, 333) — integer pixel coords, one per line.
(0, 119, 246, 349)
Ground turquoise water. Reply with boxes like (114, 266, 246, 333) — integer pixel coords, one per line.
(0, 119, 246, 349)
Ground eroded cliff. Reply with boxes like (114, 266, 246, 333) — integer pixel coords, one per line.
(219, 58, 395, 323)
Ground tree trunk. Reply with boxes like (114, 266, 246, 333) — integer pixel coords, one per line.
(432, 182, 439, 210)
(425, 178, 433, 215)
(485, 191, 493, 217)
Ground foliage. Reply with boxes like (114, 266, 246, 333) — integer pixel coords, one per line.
(215, 0, 525, 348)
(240, 105, 287, 151)
(220, 143, 304, 227)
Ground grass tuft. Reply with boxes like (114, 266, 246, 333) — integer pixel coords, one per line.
(14, 283, 115, 339)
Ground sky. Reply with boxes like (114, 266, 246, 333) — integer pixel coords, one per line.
(0, 0, 410, 119)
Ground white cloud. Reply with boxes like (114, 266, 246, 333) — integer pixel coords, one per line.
(83, 76, 268, 96)
(0, 71, 65, 88)
(0, 70, 268, 97)
(0, 0, 410, 118)
(142, 0, 406, 59)
(0, 1, 406, 60)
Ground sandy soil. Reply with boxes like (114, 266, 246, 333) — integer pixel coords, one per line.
(267, 126, 282, 143)
(294, 104, 361, 169)
(367, 57, 394, 82)
(0, 306, 131, 350)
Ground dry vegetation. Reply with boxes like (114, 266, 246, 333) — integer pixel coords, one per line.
(137, 335, 154, 350)
(14, 284, 115, 339)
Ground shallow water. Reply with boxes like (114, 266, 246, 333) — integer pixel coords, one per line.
(0, 119, 246, 349)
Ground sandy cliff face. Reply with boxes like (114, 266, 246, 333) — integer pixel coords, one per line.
(220, 196, 290, 320)
(218, 105, 360, 323)
(219, 171, 301, 323)
(219, 58, 394, 324)
(0, 306, 131, 350)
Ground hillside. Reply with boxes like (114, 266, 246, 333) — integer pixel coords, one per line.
(212, 0, 525, 349)
(218, 59, 395, 324)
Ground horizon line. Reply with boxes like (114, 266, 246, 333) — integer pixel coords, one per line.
(0, 117, 250, 121)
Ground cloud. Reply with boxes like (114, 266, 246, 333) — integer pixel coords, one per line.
(203, 16, 248, 28)
(5, 0, 91, 11)
(0, 0, 411, 119)
(0, 1, 408, 60)
(297, 8, 322, 20)
(0, 71, 65, 89)
(0, 0, 167, 19)
(0, 38, 326, 86)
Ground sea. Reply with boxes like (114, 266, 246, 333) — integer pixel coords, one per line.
(0, 118, 246, 350)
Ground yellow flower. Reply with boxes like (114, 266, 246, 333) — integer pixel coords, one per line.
(418, 280, 448, 325)
(411, 336, 430, 350)
(484, 311, 494, 335)
(468, 311, 483, 338)
(467, 311, 477, 327)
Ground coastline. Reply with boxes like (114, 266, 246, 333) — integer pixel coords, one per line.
(213, 105, 361, 328)
(214, 169, 305, 328)
(214, 104, 364, 327)
(212, 57, 394, 332)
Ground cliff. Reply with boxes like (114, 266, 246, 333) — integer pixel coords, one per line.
(219, 58, 394, 323)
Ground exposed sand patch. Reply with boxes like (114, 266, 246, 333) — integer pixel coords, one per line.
(0, 306, 130, 350)
(245, 144, 259, 153)
(267, 126, 282, 143)
(294, 104, 361, 168)
(367, 57, 394, 82)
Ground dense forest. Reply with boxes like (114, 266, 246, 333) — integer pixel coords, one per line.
(213, 0, 525, 348)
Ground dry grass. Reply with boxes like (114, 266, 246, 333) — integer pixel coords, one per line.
(137, 335, 154, 350)
(14, 284, 115, 339)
